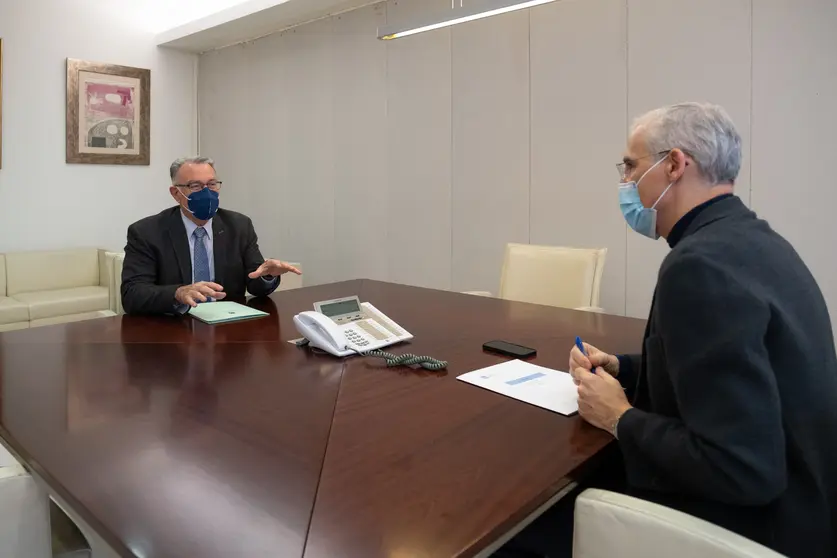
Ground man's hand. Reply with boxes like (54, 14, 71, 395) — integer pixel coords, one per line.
(574, 366, 632, 435)
(175, 282, 226, 308)
(248, 259, 302, 280)
(569, 342, 619, 383)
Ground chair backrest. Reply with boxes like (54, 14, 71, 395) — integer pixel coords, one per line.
(498, 244, 607, 309)
(5, 249, 100, 296)
(573, 489, 785, 558)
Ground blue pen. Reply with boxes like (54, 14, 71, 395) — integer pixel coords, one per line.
(575, 336, 597, 374)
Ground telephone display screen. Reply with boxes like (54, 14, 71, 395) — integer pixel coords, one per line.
(320, 299, 362, 318)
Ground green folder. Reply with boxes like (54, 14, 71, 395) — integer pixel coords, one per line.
(188, 301, 269, 325)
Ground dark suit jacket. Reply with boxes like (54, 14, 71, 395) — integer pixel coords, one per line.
(616, 196, 837, 557)
(121, 207, 279, 315)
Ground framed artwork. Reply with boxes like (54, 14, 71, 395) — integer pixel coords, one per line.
(66, 59, 150, 165)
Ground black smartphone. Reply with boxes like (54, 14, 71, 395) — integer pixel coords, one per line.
(483, 340, 537, 359)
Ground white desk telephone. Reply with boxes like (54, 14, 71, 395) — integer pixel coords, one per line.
(293, 296, 413, 357)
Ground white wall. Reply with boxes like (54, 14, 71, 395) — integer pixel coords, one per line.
(0, 0, 198, 253)
(198, 0, 837, 323)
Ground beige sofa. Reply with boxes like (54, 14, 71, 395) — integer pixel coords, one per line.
(0, 249, 121, 332)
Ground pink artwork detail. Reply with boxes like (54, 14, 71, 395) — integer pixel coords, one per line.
(85, 82, 135, 120)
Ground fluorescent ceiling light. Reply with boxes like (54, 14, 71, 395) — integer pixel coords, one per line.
(378, 0, 558, 40)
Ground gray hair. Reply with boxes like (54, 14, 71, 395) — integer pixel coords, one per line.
(169, 156, 215, 183)
(632, 102, 742, 185)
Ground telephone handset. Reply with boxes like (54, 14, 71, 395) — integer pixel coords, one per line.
(294, 312, 353, 356)
(293, 299, 413, 358)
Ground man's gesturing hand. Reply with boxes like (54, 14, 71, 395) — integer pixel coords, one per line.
(175, 282, 226, 308)
(248, 259, 302, 279)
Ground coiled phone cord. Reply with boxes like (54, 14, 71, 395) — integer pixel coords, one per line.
(360, 349, 448, 371)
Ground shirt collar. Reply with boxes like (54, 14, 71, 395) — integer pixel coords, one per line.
(180, 209, 213, 241)
(667, 194, 733, 248)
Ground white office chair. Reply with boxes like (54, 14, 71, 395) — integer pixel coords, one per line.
(465, 244, 607, 312)
(573, 489, 785, 558)
(0, 445, 51, 558)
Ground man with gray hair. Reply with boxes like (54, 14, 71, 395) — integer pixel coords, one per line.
(563, 102, 837, 556)
(121, 156, 300, 315)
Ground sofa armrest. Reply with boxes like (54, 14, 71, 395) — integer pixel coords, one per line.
(573, 489, 784, 558)
(112, 253, 125, 315)
(98, 251, 124, 314)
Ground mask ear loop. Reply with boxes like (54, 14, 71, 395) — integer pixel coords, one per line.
(178, 187, 196, 215)
(651, 180, 675, 210)
(638, 154, 675, 210)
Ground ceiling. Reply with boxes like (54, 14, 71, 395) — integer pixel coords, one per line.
(156, 0, 382, 53)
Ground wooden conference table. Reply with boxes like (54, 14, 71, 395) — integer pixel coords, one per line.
(0, 280, 645, 558)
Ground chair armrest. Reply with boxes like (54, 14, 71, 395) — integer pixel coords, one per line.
(574, 306, 605, 314)
(461, 291, 493, 297)
(573, 489, 784, 558)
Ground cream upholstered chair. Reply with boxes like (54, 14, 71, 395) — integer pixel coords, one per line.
(573, 489, 784, 558)
(465, 244, 607, 312)
(0, 445, 51, 558)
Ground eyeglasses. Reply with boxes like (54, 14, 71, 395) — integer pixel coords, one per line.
(175, 180, 223, 193)
(616, 151, 671, 180)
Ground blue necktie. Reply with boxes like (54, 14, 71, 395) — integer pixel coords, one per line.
(193, 227, 211, 284)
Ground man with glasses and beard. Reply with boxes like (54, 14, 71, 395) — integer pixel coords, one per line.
(121, 156, 300, 315)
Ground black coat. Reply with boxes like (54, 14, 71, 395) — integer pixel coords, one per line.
(617, 195, 837, 557)
(121, 207, 279, 315)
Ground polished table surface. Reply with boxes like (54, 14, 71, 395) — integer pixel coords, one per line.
(0, 280, 645, 558)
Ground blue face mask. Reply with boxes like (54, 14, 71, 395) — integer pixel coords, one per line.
(181, 188, 219, 221)
(619, 156, 674, 240)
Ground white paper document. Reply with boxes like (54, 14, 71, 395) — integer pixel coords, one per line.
(457, 359, 578, 416)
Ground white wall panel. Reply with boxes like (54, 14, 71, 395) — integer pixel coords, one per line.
(386, 0, 453, 290)
(529, 0, 628, 315)
(625, 0, 752, 318)
(243, 32, 291, 262)
(332, 5, 390, 282)
(451, 10, 531, 293)
(752, 0, 837, 329)
(281, 19, 337, 285)
(200, 45, 254, 214)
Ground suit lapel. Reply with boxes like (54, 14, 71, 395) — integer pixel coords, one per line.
(212, 211, 228, 287)
(166, 208, 192, 284)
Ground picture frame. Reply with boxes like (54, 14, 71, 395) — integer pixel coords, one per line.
(66, 58, 150, 165)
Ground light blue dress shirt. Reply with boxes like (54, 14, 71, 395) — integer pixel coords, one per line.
(175, 210, 277, 314)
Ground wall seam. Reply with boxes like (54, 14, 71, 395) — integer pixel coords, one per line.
(623, 0, 630, 317)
